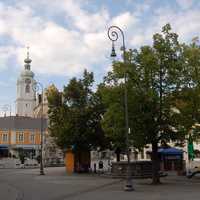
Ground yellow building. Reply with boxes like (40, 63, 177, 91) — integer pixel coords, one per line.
(0, 116, 47, 158)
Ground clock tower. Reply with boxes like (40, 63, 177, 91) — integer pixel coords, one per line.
(16, 48, 36, 117)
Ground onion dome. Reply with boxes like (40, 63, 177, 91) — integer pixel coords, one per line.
(20, 47, 34, 77)
(24, 46, 32, 70)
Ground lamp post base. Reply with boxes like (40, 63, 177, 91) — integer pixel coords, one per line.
(124, 180, 134, 191)
(40, 170, 45, 175)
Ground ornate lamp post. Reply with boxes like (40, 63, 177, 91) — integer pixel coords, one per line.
(108, 26, 134, 191)
(32, 81, 45, 175)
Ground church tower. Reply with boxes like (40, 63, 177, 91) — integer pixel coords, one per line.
(16, 48, 36, 117)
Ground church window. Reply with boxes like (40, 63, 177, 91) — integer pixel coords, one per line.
(38, 94, 42, 104)
(25, 84, 30, 93)
(25, 79, 31, 93)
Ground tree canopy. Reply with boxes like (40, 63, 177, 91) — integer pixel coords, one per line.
(47, 70, 107, 153)
(99, 24, 190, 183)
(47, 24, 200, 183)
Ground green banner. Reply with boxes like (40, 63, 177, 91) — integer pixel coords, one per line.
(188, 135, 194, 160)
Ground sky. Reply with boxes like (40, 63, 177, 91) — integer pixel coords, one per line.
(1, 0, 200, 115)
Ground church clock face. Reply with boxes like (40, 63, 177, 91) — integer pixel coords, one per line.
(25, 78, 31, 93)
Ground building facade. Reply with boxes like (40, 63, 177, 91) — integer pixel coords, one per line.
(0, 49, 63, 165)
(0, 116, 47, 158)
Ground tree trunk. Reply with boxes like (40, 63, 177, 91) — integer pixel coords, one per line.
(115, 147, 121, 162)
(74, 151, 81, 173)
(74, 151, 90, 173)
(151, 142, 160, 184)
(116, 152, 120, 162)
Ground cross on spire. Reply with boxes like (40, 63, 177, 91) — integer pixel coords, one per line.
(27, 46, 30, 59)
(24, 46, 32, 68)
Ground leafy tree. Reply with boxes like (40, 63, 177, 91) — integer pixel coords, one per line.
(47, 70, 107, 171)
(100, 24, 184, 184)
(173, 38, 200, 146)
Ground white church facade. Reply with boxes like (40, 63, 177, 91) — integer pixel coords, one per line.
(16, 51, 36, 117)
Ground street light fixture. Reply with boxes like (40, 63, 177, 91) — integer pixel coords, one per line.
(32, 81, 45, 175)
(108, 25, 134, 191)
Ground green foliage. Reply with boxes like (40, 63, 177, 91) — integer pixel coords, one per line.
(174, 38, 200, 141)
(101, 24, 185, 150)
(47, 23, 200, 182)
(101, 24, 186, 184)
(47, 70, 107, 152)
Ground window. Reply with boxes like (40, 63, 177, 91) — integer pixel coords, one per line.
(18, 133, 24, 142)
(25, 79, 31, 93)
(38, 94, 42, 104)
(25, 84, 30, 93)
(30, 134, 35, 143)
(2, 133, 8, 142)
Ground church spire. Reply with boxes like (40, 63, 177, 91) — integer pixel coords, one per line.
(24, 46, 32, 70)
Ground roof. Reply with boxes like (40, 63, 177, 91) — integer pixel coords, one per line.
(158, 147, 183, 155)
(0, 116, 47, 130)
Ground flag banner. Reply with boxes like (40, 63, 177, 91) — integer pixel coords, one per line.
(188, 135, 194, 160)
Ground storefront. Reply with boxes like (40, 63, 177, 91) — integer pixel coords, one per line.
(158, 147, 184, 171)
(0, 145, 9, 157)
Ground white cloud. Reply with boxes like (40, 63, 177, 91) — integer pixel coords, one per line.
(0, 0, 140, 77)
(153, 7, 200, 42)
(0, 46, 16, 71)
(63, 0, 109, 33)
(130, 35, 146, 47)
(176, 0, 194, 10)
(1, 0, 200, 79)
(0, 52, 9, 71)
(129, 4, 200, 48)
(0, 1, 112, 76)
(111, 12, 136, 30)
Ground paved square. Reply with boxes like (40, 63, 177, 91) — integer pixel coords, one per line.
(0, 167, 200, 200)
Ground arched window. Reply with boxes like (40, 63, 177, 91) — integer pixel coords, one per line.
(25, 84, 30, 93)
(25, 79, 31, 93)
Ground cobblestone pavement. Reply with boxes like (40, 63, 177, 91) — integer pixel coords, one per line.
(0, 167, 200, 200)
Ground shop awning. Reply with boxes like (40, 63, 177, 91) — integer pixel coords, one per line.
(0, 145, 8, 149)
(158, 147, 183, 155)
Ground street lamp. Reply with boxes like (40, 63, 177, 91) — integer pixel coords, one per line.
(32, 81, 45, 175)
(108, 26, 134, 191)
